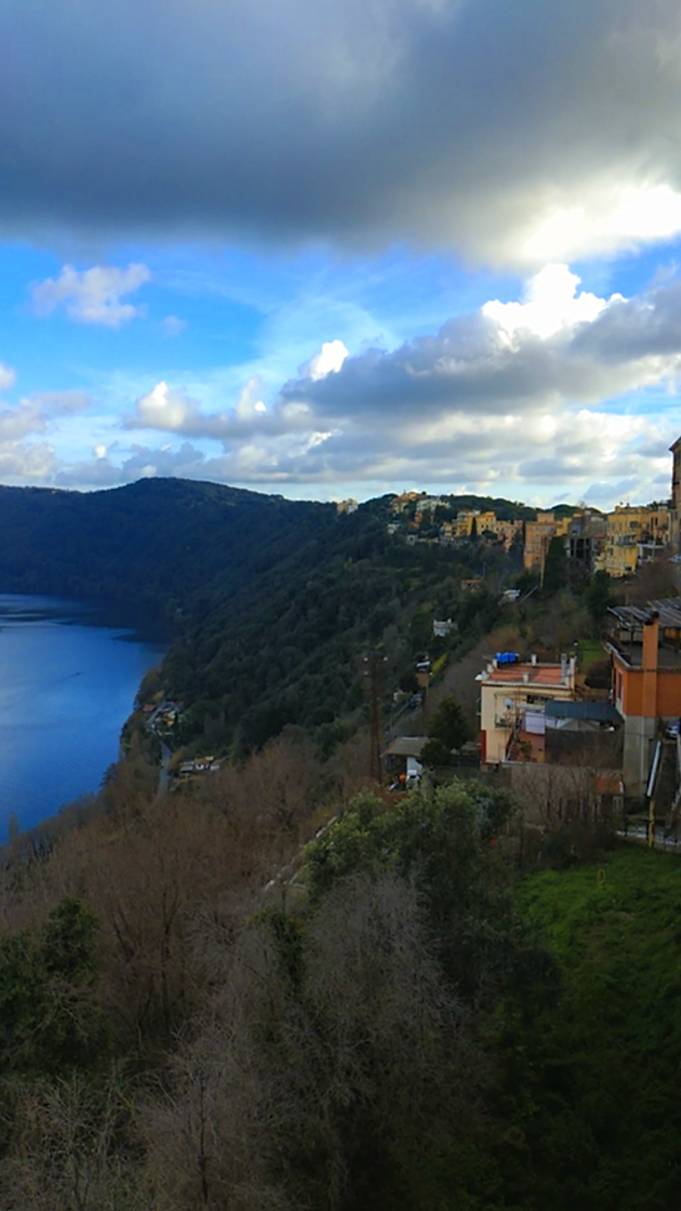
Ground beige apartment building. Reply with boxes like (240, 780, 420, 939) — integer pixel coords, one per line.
(477, 654, 576, 765)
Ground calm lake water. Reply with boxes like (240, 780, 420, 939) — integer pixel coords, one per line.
(0, 594, 164, 837)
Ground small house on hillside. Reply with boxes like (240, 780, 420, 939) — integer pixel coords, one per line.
(383, 736, 428, 785)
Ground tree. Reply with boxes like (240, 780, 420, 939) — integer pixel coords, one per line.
(427, 695, 471, 752)
(420, 738, 456, 767)
(585, 570, 612, 625)
(0, 899, 103, 1074)
(543, 536, 568, 593)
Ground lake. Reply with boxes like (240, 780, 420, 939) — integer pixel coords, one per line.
(0, 594, 165, 837)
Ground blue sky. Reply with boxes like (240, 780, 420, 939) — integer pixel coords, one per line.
(1, 0, 681, 507)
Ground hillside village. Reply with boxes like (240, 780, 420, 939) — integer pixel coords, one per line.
(384, 432, 681, 581)
(139, 436, 681, 855)
(380, 434, 681, 844)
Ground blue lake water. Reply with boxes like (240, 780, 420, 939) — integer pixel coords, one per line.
(0, 594, 164, 837)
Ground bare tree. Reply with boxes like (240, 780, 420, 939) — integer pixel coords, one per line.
(0, 1069, 143, 1211)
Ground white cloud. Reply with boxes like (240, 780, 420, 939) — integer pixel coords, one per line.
(9, 261, 681, 506)
(133, 381, 195, 430)
(31, 263, 151, 327)
(303, 339, 349, 381)
(235, 378, 268, 419)
(0, 362, 16, 391)
(521, 184, 681, 264)
(113, 263, 681, 504)
(482, 264, 620, 344)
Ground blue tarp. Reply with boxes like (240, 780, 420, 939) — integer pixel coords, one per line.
(495, 651, 520, 665)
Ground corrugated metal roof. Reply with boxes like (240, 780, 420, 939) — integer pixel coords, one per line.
(384, 736, 428, 757)
(608, 597, 681, 630)
(545, 700, 621, 723)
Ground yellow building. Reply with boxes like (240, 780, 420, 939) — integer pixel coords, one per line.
(390, 491, 421, 514)
(454, 508, 499, 538)
(523, 513, 556, 572)
(598, 505, 671, 578)
(487, 517, 523, 545)
(455, 510, 476, 537)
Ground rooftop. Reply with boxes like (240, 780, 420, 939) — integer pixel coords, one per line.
(608, 598, 681, 631)
(545, 700, 621, 723)
(608, 641, 681, 670)
(384, 736, 429, 758)
(477, 662, 573, 687)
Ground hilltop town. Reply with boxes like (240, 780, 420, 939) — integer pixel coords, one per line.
(381, 434, 681, 581)
(373, 435, 681, 846)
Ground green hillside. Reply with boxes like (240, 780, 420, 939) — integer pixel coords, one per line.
(507, 847, 681, 1210)
(0, 478, 518, 754)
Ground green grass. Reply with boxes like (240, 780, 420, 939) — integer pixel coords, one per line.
(510, 846, 681, 1211)
(577, 636, 605, 670)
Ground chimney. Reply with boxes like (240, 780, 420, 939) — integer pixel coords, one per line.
(642, 611, 660, 719)
(531, 653, 537, 665)
(523, 672, 529, 684)
(560, 652, 567, 680)
(643, 611, 660, 667)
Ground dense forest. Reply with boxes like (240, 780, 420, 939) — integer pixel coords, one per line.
(0, 750, 678, 1210)
(0, 478, 522, 754)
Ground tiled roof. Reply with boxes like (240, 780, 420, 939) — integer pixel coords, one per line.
(480, 665, 568, 686)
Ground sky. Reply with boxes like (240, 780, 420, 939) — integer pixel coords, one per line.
(1, 0, 681, 508)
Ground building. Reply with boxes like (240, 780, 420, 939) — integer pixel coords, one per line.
(564, 510, 607, 569)
(477, 654, 576, 765)
(607, 601, 681, 795)
(489, 518, 523, 547)
(598, 505, 671, 578)
(523, 512, 557, 573)
(390, 491, 421, 514)
(671, 436, 681, 552)
(416, 496, 448, 514)
(383, 736, 428, 785)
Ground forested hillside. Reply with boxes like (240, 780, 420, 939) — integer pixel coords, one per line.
(0, 478, 336, 614)
(0, 478, 518, 754)
(0, 754, 678, 1210)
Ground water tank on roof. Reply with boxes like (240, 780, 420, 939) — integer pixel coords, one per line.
(496, 651, 520, 665)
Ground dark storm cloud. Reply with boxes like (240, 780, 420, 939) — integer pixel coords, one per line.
(3, 0, 681, 261)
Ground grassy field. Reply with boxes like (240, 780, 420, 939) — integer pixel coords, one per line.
(511, 846, 681, 1211)
(577, 636, 605, 670)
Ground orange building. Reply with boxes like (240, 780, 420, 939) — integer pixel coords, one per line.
(607, 601, 681, 794)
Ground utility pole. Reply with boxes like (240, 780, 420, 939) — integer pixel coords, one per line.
(364, 649, 387, 785)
